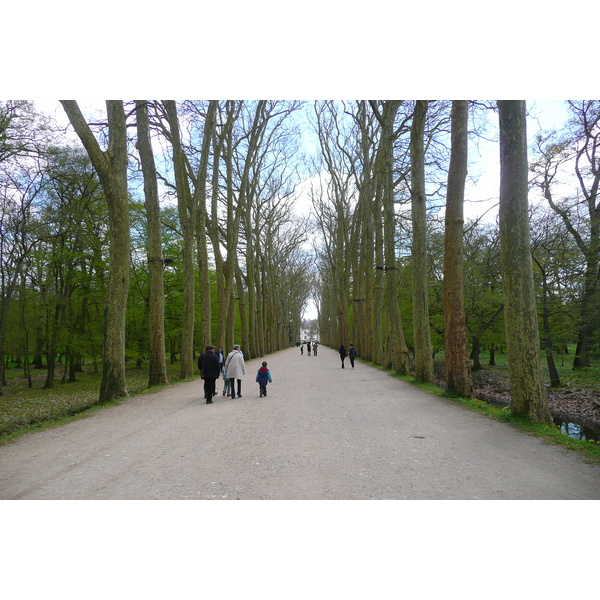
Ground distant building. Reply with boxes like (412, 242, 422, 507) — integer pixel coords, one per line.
(299, 323, 319, 343)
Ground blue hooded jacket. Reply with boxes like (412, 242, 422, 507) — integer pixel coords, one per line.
(256, 367, 272, 385)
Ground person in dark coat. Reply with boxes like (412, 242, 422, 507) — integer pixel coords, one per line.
(198, 345, 220, 404)
(339, 344, 347, 369)
(348, 344, 356, 369)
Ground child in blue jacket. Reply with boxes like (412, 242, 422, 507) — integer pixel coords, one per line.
(256, 361, 273, 397)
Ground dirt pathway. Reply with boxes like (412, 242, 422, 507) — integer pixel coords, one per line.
(1, 346, 599, 499)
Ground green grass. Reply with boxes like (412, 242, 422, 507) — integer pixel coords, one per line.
(0, 361, 188, 443)
(435, 345, 600, 389)
(447, 393, 600, 461)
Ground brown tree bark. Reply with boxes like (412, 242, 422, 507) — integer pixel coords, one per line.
(498, 100, 552, 424)
(410, 100, 434, 382)
(60, 100, 130, 402)
(135, 100, 168, 386)
(443, 100, 472, 396)
(162, 100, 196, 380)
(384, 103, 410, 373)
(194, 101, 218, 351)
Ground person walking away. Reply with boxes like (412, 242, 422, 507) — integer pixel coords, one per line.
(224, 344, 246, 399)
(349, 344, 356, 369)
(198, 345, 220, 404)
(307, 340, 312, 356)
(300, 344, 304, 356)
(313, 341, 318, 356)
(215, 347, 224, 394)
(222, 362, 230, 396)
(339, 344, 347, 369)
(256, 361, 273, 397)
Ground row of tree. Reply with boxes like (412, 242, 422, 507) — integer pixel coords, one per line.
(2, 100, 597, 425)
(310, 100, 599, 424)
(0, 100, 313, 401)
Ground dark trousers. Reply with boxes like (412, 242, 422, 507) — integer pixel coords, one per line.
(341, 357, 345, 368)
(259, 384, 267, 396)
(229, 378, 242, 398)
(204, 377, 216, 401)
(350, 357, 355, 368)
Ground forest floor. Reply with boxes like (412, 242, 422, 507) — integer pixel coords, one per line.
(433, 362, 600, 434)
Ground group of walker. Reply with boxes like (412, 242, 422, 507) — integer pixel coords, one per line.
(299, 340, 319, 356)
(197, 344, 273, 405)
(338, 344, 357, 369)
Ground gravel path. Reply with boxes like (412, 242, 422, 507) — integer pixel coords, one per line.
(1, 346, 599, 499)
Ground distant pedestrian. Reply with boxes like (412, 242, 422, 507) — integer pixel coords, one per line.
(307, 340, 312, 356)
(224, 344, 246, 399)
(349, 344, 356, 369)
(339, 344, 347, 369)
(300, 344, 304, 356)
(256, 361, 273, 397)
(198, 345, 220, 404)
(313, 341, 319, 356)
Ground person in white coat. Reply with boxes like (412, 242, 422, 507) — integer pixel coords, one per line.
(224, 344, 246, 399)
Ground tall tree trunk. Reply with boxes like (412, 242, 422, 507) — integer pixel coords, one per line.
(163, 101, 196, 380)
(60, 100, 130, 402)
(378, 100, 409, 373)
(254, 254, 265, 356)
(498, 100, 552, 424)
(135, 100, 168, 387)
(221, 117, 237, 350)
(208, 126, 228, 349)
(194, 101, 218, 349)
(43, 302, 61, 389)
(443, 100, 472, 396)
(355, 101, 375, 361)
(362, 210, 375, 361)
(470, 337, 483, 371)
(573, 260, 598, 368)
(410, 100, 434, 382)
(372, 175, 385, 367)
(534, 259, 561, 388)
(236, 263, 250, 356)
(20, 274, 32, 388)
(246, 217, 259, 358)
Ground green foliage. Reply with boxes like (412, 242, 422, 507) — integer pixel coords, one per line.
(449, 344, 599, 380)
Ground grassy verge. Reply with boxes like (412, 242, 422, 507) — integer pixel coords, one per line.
(0, 361, 190, 444)
(365, 360, 600, 462)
